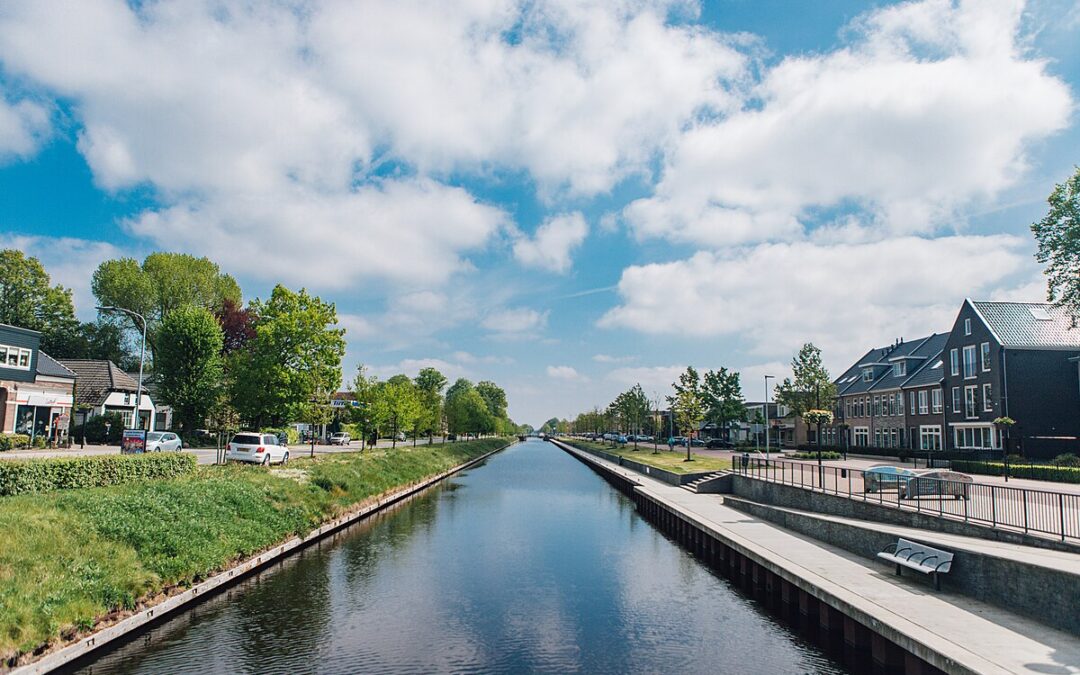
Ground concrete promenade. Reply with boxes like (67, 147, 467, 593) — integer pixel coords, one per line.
(557, 442, 1080, 675)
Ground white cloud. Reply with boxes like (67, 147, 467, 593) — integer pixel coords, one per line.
(547, 365, 586, 381)
(481, 307, 549, 335)
(370, 358, 469, 383)
(0, 234, 123, 319)
(592, 353, 637, 363)
(625, 0, 1073, 246)
(605, 365, 685, 397)
(600, 234, 1031, 360)
(513, 212, 588, 274)
(0, 96, 49, 162)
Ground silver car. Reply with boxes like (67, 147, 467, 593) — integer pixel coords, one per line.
(145, 431, 182, 452)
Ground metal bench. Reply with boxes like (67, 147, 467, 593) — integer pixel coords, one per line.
(876, 537, 953, 590)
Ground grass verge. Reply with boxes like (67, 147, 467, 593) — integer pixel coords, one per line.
(0, 437, 510, 665)
(563, 439, 732, 474)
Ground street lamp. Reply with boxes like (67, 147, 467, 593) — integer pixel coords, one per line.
(97, 305, 147, 431)
(764, 375, 774, 460)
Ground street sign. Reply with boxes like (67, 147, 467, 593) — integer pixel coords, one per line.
(330, 399, 361, 408)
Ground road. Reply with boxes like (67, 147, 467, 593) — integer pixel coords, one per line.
(0, 437, 460, 465)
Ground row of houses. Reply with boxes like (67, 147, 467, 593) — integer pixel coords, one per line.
(0, 322, 168, 442)
(830, 300, 1080, 459)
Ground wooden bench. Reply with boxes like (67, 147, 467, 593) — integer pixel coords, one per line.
(877, 537, 954, 590)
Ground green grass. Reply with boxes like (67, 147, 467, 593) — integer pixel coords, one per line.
(565, 440, 733, 474)
(0, 437, 510, 665)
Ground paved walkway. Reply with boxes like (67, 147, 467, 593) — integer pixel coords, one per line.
(559, 443, 1080, 675)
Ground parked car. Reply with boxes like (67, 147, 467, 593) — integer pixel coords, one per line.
(329, 432, 351, 446)
(901, 470, 973, 500)
(863, 465, 917, 493)
(638, 435, 654, 442)
(616, 435, 628, 444)
(145, 431, 182, 452)
(225, 432, 290, 465)
(705, 438, 734, 449)
(396, 431, 406, 442)
(667, 436, 687, 446)
(689, 438, 705, 447)
(447, 433, 458, 441)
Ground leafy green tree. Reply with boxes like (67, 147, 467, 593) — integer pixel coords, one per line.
(155, 306, 225, 433)
(620, 384, 650, 446)
(414, 367, 448, 441)
(1032, 166, 1080, 316)
(0, 249, 80, 354)
(349, 364, 383, 448)
(702, 368, 744, 441)
(445, 379, 493, 437)
(91, 252, 241, 358)
(378, 375, 421, 448)
(774, 343, 836, 419)
(230, 285, 345, 428)
(668, 366, 705, 461)
(476, 381, 508, 419)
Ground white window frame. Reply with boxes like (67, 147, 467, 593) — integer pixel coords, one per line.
(854, 427, 869, 447)
(950, 348, 959, 376)
(862, 368, 873, 382)
(920, 425, 942, 451)
(962, 345, 977, 379)
(0, 344, 33, 371)
(893, 362, 906, 377)
(964, 385, 977, 419)
(931, 388, 943, 414)
(964, 318, 972, 335)
(952, 387, 961, 414)
(982, 383, 992, 412)
(980, 342, 991, 372)
(909, 391, 916, 412)
(918, 390, 928, 415)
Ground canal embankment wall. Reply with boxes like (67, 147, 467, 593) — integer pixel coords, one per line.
(12, 442, 515, 675)
(552, 438, 1080, 674)
(563, 443, 720, 486)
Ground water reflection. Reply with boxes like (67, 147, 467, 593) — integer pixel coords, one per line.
(76, 441, 844, 674)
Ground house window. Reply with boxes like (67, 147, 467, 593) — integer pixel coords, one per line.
(898, 392, 904, 415)
(981, 342, 991, 372)
(862, 368, 874, 382)
(952, 387, 961, 413)
(954, 426, 994, 449)
(920, 426, 942, 451)
(873, 396, 881, 417)
(983, 383, 992, 412)
(909, 391, 916, 412)
(931, 388, 943, 414)
(962, 345, 976, 379)
(854, 427, 869, 446)
(0, 344, 32, 371)
(918, 390, 928, 415)
(964, 318, 972, 335)
(964, 386, 977, 419)
(950, 349, 959, 376)
(874, 428, 883, 447)
(892, 362, 906, 377)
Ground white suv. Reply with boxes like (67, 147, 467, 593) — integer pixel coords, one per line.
(225, 432, 290, 465)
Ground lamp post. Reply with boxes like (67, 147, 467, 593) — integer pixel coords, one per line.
(994, 416, 1016, 483)
(764, 375, 774, 459)
(96, 306, 147, 431)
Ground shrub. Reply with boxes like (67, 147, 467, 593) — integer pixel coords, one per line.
(1054, 453, 1080, 468)
(787, 451, 842, 460)
(949, 460, 1080, 484)
(76, 412, 125, 444)
(0, 453, 198, 496)
(0, 434, 30, 451)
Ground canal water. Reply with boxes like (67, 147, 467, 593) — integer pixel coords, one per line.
(75, 441, 844, 674)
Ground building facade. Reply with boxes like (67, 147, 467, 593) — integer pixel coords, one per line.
(60, 360, 156, 431)
(0, 323, 77, 442)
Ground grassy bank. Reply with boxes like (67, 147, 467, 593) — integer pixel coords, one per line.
(564, 439, 731, 474)
(0, 437, 511, 665)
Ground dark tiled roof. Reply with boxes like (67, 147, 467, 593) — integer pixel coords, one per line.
(971, 300, 1080, 349)
(834, 348, 879, 395)
(902, 349, 945, 388)
(59, 359, 139, 406)
(870, 333, 948, 391)
(36, 351, 76, 379)
(836, 335, 941, 395)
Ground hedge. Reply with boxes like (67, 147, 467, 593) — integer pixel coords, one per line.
(949, 460, 1080, 484)
(0, 453, 198, 496)
(0, 434, 31, 451)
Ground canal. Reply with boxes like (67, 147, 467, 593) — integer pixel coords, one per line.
(74, 440, 844, 674)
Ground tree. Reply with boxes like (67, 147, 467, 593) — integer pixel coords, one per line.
(349, 364, 383, 448)
(414, 367, 448, 441)
(775, 343, 837, 419)
(0, 249, 80, 354)
(702, 368, 744, 442)
(476, 381, 508, 419)
(1032, 166, 1080, 316)
(445, 379, 492, 438)
(229, 285, 345, 428)
(91, 252, 242, 359)
(155, 306, 224, 433)
(668, 366, 705, 461)
(620, 384, 650, 448)
(215, 297, 255, 354)
(378, 375, 421, 448)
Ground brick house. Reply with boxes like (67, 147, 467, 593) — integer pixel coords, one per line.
(941, 300, 1080, 458)
(900, 347, 946, 452)
(0, 323, 77, 443)
(60, 360, 156, 431)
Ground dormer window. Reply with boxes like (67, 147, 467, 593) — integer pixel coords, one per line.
(892, 362, 906, 377)
(862, 368, 874, 382)
(964, 318, 972, 335)
(0, 344, 32, 371)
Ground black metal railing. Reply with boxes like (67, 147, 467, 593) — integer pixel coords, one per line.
(732, 457, 1079, 543)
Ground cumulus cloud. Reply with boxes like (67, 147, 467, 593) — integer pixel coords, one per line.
(481, 307, 549, 336)
(0, 96, 49, 162)
(600, 234, 1032, 358)
(605, 365, 686, 395)
(513, 212, 588, 273)
(593, 354, 637, 364)
(0, 234, 123, 319)
(625, 0, 1073, 246)
(547, 365, 586, 381)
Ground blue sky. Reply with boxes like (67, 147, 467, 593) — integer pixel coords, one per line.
(0, 0, 1078, 426)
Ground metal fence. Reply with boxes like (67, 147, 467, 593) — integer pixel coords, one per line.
(733, 457, 1080, 543)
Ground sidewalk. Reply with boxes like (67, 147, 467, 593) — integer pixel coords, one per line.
(560, 443, 1080, 675)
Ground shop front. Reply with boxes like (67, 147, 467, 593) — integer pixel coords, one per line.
(12, 391, 74, 443)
